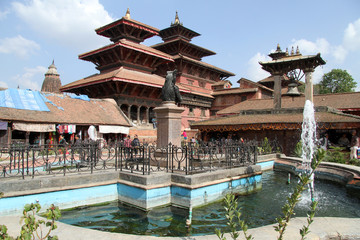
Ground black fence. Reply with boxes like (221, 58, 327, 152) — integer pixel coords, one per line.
(0, 140, 273, 179)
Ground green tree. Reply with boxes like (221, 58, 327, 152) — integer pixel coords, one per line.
(318, 69, 356, 94)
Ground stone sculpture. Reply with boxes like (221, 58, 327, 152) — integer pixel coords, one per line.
(161, 70, 182, 104)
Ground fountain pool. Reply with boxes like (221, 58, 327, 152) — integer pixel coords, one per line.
(59, 170, 360, 237)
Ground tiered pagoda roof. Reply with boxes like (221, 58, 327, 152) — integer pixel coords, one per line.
(95, 8, 159, 43)
(61, 9, 174, 95)
(152, 12, 215, 61)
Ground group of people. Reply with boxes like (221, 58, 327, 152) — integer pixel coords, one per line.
(124, 134, 140, 148)
(319, 130, 359, 160)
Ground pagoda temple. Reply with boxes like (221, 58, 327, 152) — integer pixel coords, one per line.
(152, 11, 234, 129)
(60, 10, 234, 140)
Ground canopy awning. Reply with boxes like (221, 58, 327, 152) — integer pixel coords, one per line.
(13, 122, 56, 132)
(99, 125, 129, 134)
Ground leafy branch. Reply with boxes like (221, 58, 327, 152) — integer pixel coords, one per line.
(0, 203, 61, 240)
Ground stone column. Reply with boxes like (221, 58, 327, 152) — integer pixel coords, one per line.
(273, 74, 282, 109)
(304, 69, 314, 102)
(154, 101, 185, 148)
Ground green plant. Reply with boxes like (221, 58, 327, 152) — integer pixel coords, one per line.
(294, 141, 302, 158)
(215, 149, 325, 240)
(215, 194, 253, 240)
(0, 203, 61, 240)
(261, 137, 272, 154)
(324, 146, 346, 164)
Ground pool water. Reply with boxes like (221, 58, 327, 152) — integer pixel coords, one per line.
(59, 171, 360, 236)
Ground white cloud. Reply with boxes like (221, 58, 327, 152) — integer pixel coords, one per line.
(246, 52, 271, 81)
(12, 0, 114, 51)
(11, 66, 47, 91)
(343, 18, 360, 51)
(290, 38, 330, 55)
(331, 45, 348, 63)
(0, 35, 40, 58)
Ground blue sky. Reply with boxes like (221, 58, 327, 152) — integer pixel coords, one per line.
(0, 0, 359, 91)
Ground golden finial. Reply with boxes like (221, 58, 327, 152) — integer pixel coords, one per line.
(291, 46, 294, 55)
(285, 48, 289, 56)
(276, 43, 281, 52)
(296, 46, 300, 55)
(174, 11, 180, 24)
(171, 11, 182, 26)
(124, 8, 131, 19)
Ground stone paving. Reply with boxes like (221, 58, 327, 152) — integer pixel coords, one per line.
(1, 215, 360, 240)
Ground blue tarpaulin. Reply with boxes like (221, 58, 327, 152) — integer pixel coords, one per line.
(0, 88, 50, 112)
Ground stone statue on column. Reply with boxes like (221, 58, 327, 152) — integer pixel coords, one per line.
(155, 69, 184, 148)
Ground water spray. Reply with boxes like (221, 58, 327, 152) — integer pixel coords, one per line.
(301, 100, 317, 203)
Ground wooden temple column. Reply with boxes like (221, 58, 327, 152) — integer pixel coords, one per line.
(304, 68, 314, 102)
(25, 131, 30, 146)
(146, 107, 150, 125)
(273, 73, 282, 109)
(137, 106, 141, 124)
(127, 105, 131, 121)
(7, 125, 12, 145)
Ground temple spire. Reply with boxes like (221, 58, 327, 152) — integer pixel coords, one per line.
(124, 8, 131, 19)
(276, 43, 281, 52)
(171, 11, 182, 26)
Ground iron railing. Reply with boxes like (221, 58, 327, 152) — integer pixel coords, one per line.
(0, 140, 261, 179)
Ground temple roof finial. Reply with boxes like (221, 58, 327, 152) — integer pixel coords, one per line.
(276, 43, 281, 52)
(171, 11, 182, 26)
(285, 48, 289, 56)
(296, 46, 300, 55)
(124, 8, 131, 19)
(291, 46, 294, 55)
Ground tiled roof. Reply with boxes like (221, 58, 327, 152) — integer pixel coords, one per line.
(238, 78, 273, 92)
(0, 93, 131, 126)
(191, 111, 360, 127)
(79, 39, 173, 61)
(151, 38, 216, 56)
(61, 67, 166, 91)
(212, 88, 258, 96)
(217, 92, 360, 115)
(95, 17, 160, 35)
(212, 80, 231, 86)
(260, 54, 326, 65)
(173, 55, 235, 76)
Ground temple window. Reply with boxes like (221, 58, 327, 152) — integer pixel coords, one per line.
(188, 107, 194, 116)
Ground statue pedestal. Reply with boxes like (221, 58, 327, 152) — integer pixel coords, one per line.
(154, 101, 184, 148)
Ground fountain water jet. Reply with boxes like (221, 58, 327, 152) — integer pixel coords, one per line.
(301, 100, 317, 201)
